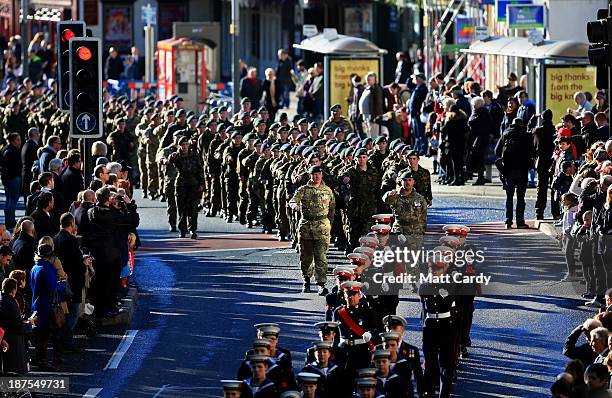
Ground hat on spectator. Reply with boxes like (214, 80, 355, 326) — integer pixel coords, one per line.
(330, 103, 341, 112)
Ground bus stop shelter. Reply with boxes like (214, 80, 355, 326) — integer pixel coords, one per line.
(461, 36, 594, 119)
(294, 29, 387, 120)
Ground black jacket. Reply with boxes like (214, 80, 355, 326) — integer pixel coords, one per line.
(21, 139, 39, 183)
(54, 230, 86, 302)
(0, 293, 28, 375)
(239, 77, 262, 108)
(30, 208, 57, 239)
(532, 120, 556, 171)
(262, 79, 281, 111)
(442, 110, 468, 155)
(0, 143, 22, 181)
(61, 167, 84, 204)
(10, 233, 36, 272)
(563, 325, 597, 367)
(87, 203, 139, 262)
(105, 55, 124, 80)
(468, 107, 492, 156)
(495, 122, 534, 175)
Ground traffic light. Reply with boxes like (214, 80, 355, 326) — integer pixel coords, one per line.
(69, 37, 103, 139)
(57, 21, 85, 111)
(587, 8, 612, 90)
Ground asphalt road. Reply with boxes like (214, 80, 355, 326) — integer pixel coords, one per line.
(0, 188, 592, 397)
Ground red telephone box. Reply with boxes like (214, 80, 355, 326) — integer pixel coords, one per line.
(157, 37, 207, 111)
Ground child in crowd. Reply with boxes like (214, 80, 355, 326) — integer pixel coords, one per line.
(573, 210, 595, 298)
(561, 192, 579, 282)
(553, 161, 577, 224)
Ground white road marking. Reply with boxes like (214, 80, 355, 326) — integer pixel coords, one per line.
(103, 329, 139, 370)
(149, 311, 188, 316)
(83, 388, 103, 397)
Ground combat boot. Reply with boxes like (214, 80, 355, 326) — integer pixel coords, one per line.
(302, 281, 311, 293)
(159, 194, 166, 202)
(239, 215, 247, 225)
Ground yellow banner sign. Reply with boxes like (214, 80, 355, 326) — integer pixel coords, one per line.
(329, 58, 381, 118)
(544, 66, 597, 119)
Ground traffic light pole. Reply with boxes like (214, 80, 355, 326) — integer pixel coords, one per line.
(231, 0, 240, 113)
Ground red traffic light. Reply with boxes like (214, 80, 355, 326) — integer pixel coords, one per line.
(61, 29, 75, 42)
(76, 46, 92, 61)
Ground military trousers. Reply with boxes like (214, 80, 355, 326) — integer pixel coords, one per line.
(239, 176, 249, 221)
(347, 216, 373, 252)
(138, 152, 148, 194)
(224, 174, 240, 217)
(176, 184, 200, 232)
(276, 189, 289, 238)
(423, 318, 455, 398)
(247, 185, 262, 222)
(164, 181, 177, 228)
(298, 218, 330, 284)
(210, 175, 222, 213)
(146, 161, 159, 196)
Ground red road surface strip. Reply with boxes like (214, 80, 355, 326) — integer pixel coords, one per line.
(139, 233, 289, 254)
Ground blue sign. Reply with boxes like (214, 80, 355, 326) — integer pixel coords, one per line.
(508, 5, 545, 29)
(497, 0, 532, 21)
(76, 112, 96, 133)
(482, 0, 495, 4)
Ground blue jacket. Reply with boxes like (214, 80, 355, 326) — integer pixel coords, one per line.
(30, 258, 64, 329)
(408, 83, 428, 117)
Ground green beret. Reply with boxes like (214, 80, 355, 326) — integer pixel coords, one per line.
(330, 103, 341, 112)
(399, 170, 414, 179)
(354, 148, 368, 157)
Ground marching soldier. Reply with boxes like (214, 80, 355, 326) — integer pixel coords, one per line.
(332, 281, 378, 376)
(198, 119, 217, 210)
(223, 130, 246, 223)
(354, 377, 382, 398)
(238, 133, 256, 225)
(168, 136, 204, 239)
(135, 108, 153, 197)
(321, 104, 353, 135)
(302, 341, 350, 398)
(255, 324, 297, 392)
(325, 267, 354, 321)
(289, 165, 336, 295)
(418, 251, 458, 398)
(221, 380, 243, 398)
(382, 171, 428, 263)
(340, 149, 380, 253)
(157, 134, 181, 231)
(403, 151, 433, 207)
(305, 322, 347, 368)
(207, 124, 229, 217)
(239, 355, 279, 398)
(372, 349, 407, 398)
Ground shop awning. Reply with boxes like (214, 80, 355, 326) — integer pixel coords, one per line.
(293, 30, 387, 55)
(461, 36, 588, 61)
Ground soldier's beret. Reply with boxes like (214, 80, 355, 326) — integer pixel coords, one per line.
(218, 106, 228, 112)
(280, 391, 302, 398)
(253, 138, 262, 146)
(231, 130, 243, 139)
(243, 133, 255, 141)
(115, 116, 126, 124)
(261, 142, 270, 151)
(394, 144, 406, 153)
(209, 107, 219, 113)
(322, 127, 335, 135)
(155, 100, 164, 107)
(249, 110, 258, 117)
(33, 82, 43, 89)
(341, 147, 354, 158)
(240, 97, 251, 105)
(239, 112, 250, 120)
(278, 126, 291, 134)
(406, 149, 419, 157)
(308, 165, 322, 174)
(143, 107, 153, 115)
(389, 138, 401, 150)
(382, 315, 407, 327)
(346, 132, 356, 140)
(326, 139, 336, 147)
(308, 122, 319, 129)
(169, 94, 178, 101)
(173, 96, 184, 103)
(296, 133, 307, 141)
(258, 106, 267, 113)
(354, 148, 368, 157)
(292, 114, 302, 122)
(178, 136, 190, 145)
(221, 380, 242, 391)
(270, 143, 281, 151)
(295, 145, 307, 155)
(278, 112, 288, 121)
(350, 137, 361, 146)
(297, 118, 307, 125)
(186, 115, 196, 124)
(120, 99, 130, 106)
(313, 139, 326, 147)
(281, 143, 292, 152)
(442, 224, 470, 235)
(312, 341, 333, 351)
(355, 378, 377, 388)
(399, 170, 414, 179)
(253, 118, 265, 126)
(334, 127, 345, 135)
(330, 103, 341, 112)
(252, 338, 271, 348)
(439, 236, 461, 248)
(356, 368, 377, 378)
(17, 92, 28, 100)
(307, 152, 320, 162)
(374, 136, 387, 144)
(206, 119, 217, 127)
(195, 120, 204, 128)
(360, 138, 373, 147)
(379, 332, 402, 342)
(372, 349, 391, 360)
(302, 147, 313, 157)
(269, 122, 280, 130)
(175, 109, 186, 117)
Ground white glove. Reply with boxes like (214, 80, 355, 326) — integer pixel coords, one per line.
(362, 331, 372, 342)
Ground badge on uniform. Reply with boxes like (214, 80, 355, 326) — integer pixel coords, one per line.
(438, 288, 448, 297)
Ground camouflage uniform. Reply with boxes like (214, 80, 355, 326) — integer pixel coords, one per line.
(170, 147, 205, 233)
(321, 116, 353, 135)
(289, 181, 335, 285)
(135, 117, 150, 195)
(341, 164, 380, 251)
(243, 151, 262, 225)
(412, 165, 433, 206)
(237, 146, 254, 224)
(143, 123, 161, 197)
(382, 186, 428, 253)
(157, 145, 179, 229)
(126, 113, 141, 184)
(207, 135, 225, 216)
(222, 142, 246, 221)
